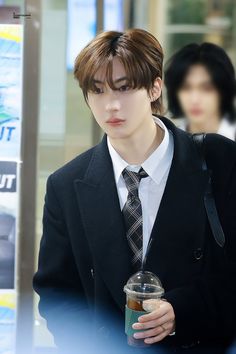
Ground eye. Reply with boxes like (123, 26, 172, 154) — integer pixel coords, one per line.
(118, 85, 130, 92)
(202, 83, 214, 92)
(93, 86, 103, 94)
(90, 84, 104, 94)
(180, 83, 190, 91)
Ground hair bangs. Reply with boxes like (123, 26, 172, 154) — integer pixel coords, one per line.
(74, 29, 164, 114)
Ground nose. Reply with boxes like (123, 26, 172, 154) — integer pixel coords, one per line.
(190, 90, 201, 105)
(105, 91, 121, 112)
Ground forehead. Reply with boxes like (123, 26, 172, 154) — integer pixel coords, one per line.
(184, 64, 212, 84)
(93, 57, 127, 82)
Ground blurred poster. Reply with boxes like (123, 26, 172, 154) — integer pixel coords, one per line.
(67, 0, 123, 70)
(0, 24, 23, 159)
(104, 0, 123, 32)
(0, 290, 16, 354)
(0, 161, 17, 290)
(0, 17, 22, 354)
(67, 0, 96, 71)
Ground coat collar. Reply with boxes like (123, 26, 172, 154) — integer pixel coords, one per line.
(74, 115, 209, 310)
(77, 115, 203, 187)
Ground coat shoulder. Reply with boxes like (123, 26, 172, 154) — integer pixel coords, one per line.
(48, 144, 97, 186)
(205, 133, 236, 168)
(204, 134, 236, 191)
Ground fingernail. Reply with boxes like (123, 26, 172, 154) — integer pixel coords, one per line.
(132, 323, 141, 329)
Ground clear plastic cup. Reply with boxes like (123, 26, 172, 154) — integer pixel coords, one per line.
(124, 271, 164, 347)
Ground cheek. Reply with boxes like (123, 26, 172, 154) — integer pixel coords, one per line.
(203, 92, 220, 110)
(126, 91, 151, 112)
(87, 97, 103, 116)
(177, 92, 188, 108)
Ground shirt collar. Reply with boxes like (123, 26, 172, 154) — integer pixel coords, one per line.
(178, 116, 235, 141)
(218, 117, 236, 141)
(107, 139, 129, 184)
(107, 116, 171, 185)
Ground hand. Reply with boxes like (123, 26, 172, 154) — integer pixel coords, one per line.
(132, 299, 176, 344)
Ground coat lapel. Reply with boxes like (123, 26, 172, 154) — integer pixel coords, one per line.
(145, 116, 210, 289)
(74, 136, 132, 310)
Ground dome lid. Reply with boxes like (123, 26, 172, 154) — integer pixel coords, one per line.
(124, 271, 164, 298)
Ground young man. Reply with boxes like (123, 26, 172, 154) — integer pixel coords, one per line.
(33, 29, 236, 354)
(164, 43, 236, 140)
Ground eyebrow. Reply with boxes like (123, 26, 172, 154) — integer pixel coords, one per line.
(93, 76, 129, 84)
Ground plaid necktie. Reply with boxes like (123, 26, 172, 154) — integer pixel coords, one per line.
(122, 167, 149, 270)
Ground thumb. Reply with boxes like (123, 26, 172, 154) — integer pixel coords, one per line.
(142, 299, 161, 312)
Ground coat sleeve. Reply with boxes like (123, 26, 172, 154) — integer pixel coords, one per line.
(164, 160, 236, 346)
(33, 174, 92, 351)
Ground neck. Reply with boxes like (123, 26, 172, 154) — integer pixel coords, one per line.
(187, 114, 221, 134)
(109, 115, 164, 165)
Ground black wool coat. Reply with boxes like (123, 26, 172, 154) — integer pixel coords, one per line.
(33, 115, 236, 354)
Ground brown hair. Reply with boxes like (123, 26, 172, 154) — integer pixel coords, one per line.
(74, 28, 164, 114)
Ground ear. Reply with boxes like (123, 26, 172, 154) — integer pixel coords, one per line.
(149, 77, 162, 102)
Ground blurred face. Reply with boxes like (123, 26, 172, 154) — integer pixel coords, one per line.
(87, 56, 161, 140)
(177, 64, 221, 125)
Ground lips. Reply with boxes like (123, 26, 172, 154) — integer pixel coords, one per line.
(106, 118, 125, 123)
(190, 109, 203, 115)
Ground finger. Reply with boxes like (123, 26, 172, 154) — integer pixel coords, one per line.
(140, 305, 175, 324)
(133, 325, 164, 339)
(144, 328, 169, 344)
(160, 321, 174, 332)
(161, 318, 176, 336)
(133, 319, 174, 338)
(133, 313, 171, 330)
(139, 301, 172, 322)
(138, 306, 174, 324)
(138, 306, 167, 322)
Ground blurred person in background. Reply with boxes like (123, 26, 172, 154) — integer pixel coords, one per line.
(33, 29, 236, 354)
(164, 43, 236, 140)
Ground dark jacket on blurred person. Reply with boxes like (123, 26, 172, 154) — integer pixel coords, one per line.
(33, 116, 236, 354)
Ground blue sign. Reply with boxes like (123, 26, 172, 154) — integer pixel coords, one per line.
(0, 25, 23, 159)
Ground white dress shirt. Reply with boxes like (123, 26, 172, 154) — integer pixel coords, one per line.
(217, 118, 236, 141)
(178, 117, 236, 141)
(107, 116, 174, 261)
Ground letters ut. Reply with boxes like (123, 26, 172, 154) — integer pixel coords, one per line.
(0, 175, 16, 189)
(0, 127, 16, 141)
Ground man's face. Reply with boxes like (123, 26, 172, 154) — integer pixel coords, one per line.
(87, 57, 156, 140)
(177, 64, 221, 125)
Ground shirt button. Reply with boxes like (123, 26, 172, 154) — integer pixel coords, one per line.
(194, 248, 203, 261)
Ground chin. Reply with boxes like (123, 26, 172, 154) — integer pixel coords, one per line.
(108, 133, 129, 140)
(106, 130, 132, 140)
(189, 115, 206, 125)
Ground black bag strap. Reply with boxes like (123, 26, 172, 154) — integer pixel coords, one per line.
(192, 133, 225, 248)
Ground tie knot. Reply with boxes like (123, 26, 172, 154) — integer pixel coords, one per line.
(122, 167, 148, 196)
